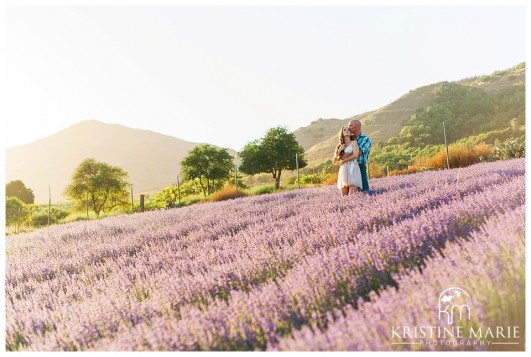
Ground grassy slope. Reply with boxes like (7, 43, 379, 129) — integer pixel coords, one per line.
(298, 63, 525, 165)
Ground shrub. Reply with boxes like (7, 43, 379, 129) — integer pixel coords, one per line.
(490, 137, 525, 161)
(286, 176, 297, 185)
(31, 208, 70, 227)
(388, 166, 424, 176)
(177, 195, 203, 208)
(249, 184, 277, 196)
(474, 142, 491, 162)
(299, 174, 323, 185)
(368, 162, 386, 179)
(425, 144, 486, 169)
(209, 186, 248, 202)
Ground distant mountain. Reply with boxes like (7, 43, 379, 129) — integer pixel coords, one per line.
(296, 63, 525, 164)
(6, 120, 237, 203)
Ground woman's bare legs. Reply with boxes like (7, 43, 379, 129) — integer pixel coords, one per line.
(341, 187, 349, 196)
(348, 185, 359, 195)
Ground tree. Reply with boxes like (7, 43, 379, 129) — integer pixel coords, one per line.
(6, 197, 30, 233)
(239, 126, 307, 189)
(64, 158, 131, 218)
(153, 186, 181, 208)
(181, 145, 234, 197)
(6, 180, 35, 204)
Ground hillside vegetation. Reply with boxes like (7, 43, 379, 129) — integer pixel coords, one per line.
(301, 63, 525, 166)
(372, 64, 525, 171)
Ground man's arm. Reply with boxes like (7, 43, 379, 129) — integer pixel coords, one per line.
(357, 136, 371, 162)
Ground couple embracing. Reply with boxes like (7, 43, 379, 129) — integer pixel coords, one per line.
(333, 119, 371, 196)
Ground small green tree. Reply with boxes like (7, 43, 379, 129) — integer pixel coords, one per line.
(152, 186, 181, 208)
(64, 158, 131, 218)
(239, 126, 307, 189)
(6, 180, 35, 204)
(181, 145, 234, 197)
(6, 197, 30, 233)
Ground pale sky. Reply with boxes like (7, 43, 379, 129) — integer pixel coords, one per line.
(2, 3, 526, 152)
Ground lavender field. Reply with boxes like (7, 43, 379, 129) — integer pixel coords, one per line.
(6, 159, 525, 351)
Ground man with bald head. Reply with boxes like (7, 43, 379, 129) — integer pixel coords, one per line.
(346, 119, 371, 192)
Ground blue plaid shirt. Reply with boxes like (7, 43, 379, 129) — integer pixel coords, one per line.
(356, 133, 371, 164)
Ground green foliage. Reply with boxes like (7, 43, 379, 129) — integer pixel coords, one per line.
(150, 183, 206, 210)
(6, 180, 35, 204)
(179, 179, 204, 197)
(371, 80, 525, 170)
(239, 140, 269, 175)
(181, 145, 234, 197)
(248, 184, 277, 196)
(490, 137, 525, 161)
(64, 158, 131, 218)
(30, 207, 70, 227)
(152, 185, 189, 209)
(454, 126, 525, 147)
(234, 171, 249, 190)
(300, 160, 335, 178)
(239, 126, 307, 189)
(179, 195, 203, 207)
(299, 174, 323, 185)
(6, 197, 31, 233)
(372, 143, 441, 171)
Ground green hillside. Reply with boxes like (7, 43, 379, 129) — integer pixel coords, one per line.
(300, 63, 525, 166)
(372, 63, 525, 169)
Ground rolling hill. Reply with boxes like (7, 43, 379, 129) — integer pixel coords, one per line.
(6, 64, 524, 202)
(6, 120, 237, 203)
(296, 63, 525, 164)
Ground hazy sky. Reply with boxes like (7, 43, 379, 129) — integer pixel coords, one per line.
(3, 4, 526, 151)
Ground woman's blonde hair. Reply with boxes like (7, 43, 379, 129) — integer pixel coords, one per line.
(335, 127, 346, 157)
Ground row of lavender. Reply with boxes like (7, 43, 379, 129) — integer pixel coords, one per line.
(6, 159, 525, 351)
(274, 204, 525, 351)
(89, 168, 524, 351)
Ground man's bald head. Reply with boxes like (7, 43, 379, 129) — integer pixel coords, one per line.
(348, 119, 361, 138)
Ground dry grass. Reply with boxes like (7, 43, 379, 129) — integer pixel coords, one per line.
(473, 142, 491, 160)
(418, 143, 491, 170)
(388, 166, 424, 176)
(385, 143, 492, 177)
(209, 186, 248, 202)
(368, 162, 386, 179)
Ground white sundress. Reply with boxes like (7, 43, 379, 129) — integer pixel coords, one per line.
(337, 144, 362, 189)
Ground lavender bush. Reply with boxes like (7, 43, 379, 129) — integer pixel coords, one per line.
(273, 205, 525, 351)
(5, 159, 525, 351)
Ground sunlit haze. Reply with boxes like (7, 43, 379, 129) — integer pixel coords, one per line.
(3, 5, 525, 151)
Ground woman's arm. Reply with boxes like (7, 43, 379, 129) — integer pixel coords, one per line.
(338, 143, 359, 165)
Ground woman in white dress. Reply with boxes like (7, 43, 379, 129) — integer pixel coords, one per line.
(333, 126, 362, 196)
